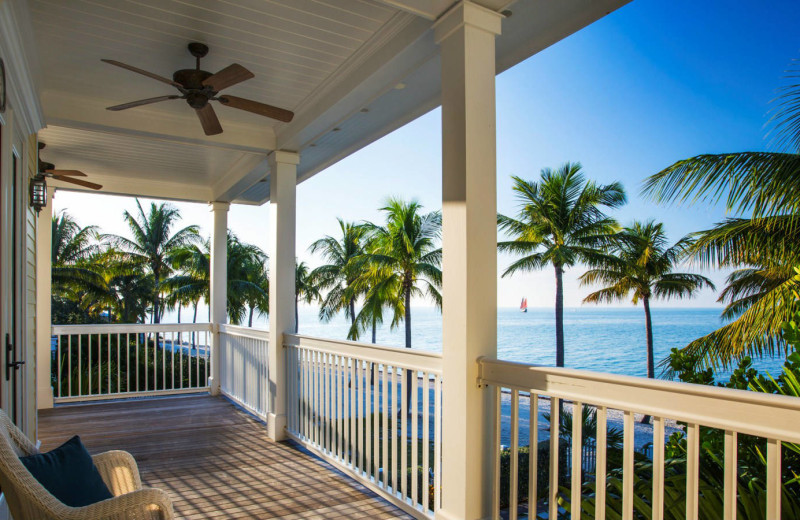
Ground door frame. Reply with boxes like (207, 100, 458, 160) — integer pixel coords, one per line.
(0, 107, 30, 433)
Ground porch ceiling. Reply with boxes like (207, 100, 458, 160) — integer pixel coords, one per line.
(25, 0, 630, 205)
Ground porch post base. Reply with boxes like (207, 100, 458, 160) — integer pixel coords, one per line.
(208, 377, 221, 396)
(36, 385, 54, 409)
(268, 412, 287, 441)
(435, 511, 491, 520)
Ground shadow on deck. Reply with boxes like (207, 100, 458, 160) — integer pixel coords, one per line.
(38, 395, 413, 519)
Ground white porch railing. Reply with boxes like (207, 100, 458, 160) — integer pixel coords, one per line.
(284, 334, 443, 519)
(219, 324, 270, 420)
(478, 357, 800, 520)
(51, 323, 213, 403)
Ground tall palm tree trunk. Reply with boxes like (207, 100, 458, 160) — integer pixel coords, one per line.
(641, 296, 655, 424)
(554, 264, 566, 419)
(404, 283, 412, 349)
(248, 306, 254, 327)
(554, 264, 565, 367)
(404, 281, 412, 414)
(192, 301, 198, 349)
(349, 298, 356, 329)
(153, 273, 161, 324)
(370, 318, 377, 384)
(295, 296, 299, 334)
(643, 296, 655, 379)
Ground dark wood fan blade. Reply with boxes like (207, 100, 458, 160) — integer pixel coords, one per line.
(45, 169, 87, 177)
(202, 64, 254, 92)
(102, 59, 184, 89)
(196, 104, 223, 136)
(52, 176, 103, 190)
(106, 95, 181, 111)
(218, 95, 294, 123)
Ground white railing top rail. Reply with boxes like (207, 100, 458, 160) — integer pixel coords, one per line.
(478, 356, 800, 443)
(285, 334, 443, 374)
(218, 324, 269, 341)
(51, 323, 214, 335)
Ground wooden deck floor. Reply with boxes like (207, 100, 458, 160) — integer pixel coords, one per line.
(38, 395, 412, 519)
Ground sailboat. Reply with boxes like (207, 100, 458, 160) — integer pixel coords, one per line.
(520, 297, 528, 313)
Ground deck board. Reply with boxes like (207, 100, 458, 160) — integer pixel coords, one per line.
(38, 395, 412, 519)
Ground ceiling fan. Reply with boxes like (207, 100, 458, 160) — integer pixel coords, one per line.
(102, 42, 294, 136)
(37, 143, 103, 190)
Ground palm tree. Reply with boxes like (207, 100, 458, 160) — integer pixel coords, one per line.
(349, 264, 402, 343)
(362, 198, 441, 407)
(167, 239, 210, 325)
(51, 212, 110, 323)
(362, 198, 442, 350)
(51, 211, 105, 294)
(295, 261, 321, 333)
(96, 248, 153, 324)
(167, 233, 269, 326)
(244, 262, 269, 327)
(104, 200, 200, 324)
(498, 163, 626, 367)
(580, 221, 715, 382)
(641, 67, 800, 370)
(226, 233, 269, 326)
(309, 219, 366, 331)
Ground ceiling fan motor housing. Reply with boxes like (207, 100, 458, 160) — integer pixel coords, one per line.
(39, 160, 55, 172)
(174, 69, 214, 108)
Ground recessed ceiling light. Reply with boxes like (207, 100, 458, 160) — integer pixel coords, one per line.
(360, 108, 369, 113)
(332, 127, 341, 132)
(309, 143, 317, 147)
(394, 83, 406, 90)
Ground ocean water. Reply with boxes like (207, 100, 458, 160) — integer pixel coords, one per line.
(163, 305, 790, 448)
(285, 306, 787, 381)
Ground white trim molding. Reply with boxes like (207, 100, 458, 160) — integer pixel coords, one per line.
(0, 0, 44, 135)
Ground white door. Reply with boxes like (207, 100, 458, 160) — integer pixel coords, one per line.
(0, 113, 26, 427)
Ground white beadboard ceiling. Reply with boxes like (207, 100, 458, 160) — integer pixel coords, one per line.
(23, 0, 631, 204)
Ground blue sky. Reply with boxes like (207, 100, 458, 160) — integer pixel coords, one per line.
(55, 0, 800, 309)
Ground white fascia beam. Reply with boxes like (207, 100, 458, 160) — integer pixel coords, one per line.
(276, 14, 431, 152)
(371, 0, 454, 20)
(372, 0, 513, 20)
(49, 174, 213, 204)
(211, 154, 269, 203)
(41, 90, 276, 154)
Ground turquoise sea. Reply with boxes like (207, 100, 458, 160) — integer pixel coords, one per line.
(164, 305, 790, 448)
(284, 306, 786, 382)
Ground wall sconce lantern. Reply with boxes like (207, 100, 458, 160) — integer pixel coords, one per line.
(29, 175, 48, 215)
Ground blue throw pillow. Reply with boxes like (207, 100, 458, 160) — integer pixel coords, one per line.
(20, 435, 113, 507)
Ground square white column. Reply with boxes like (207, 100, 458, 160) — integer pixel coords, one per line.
(435, 2, 502, 519)
(267, 150, 299, 441)
(208, 201, 229, 396)
(36, 190, 54, 409)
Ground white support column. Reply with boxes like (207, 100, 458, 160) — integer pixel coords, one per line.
(35, 190, 54, 409)
(208, 201, 229, 396)
(435, 3, 502, 519)
(267, 150, 299, 441)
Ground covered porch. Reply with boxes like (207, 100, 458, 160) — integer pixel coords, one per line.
(12, 0, 633, 517)
(1, 0, 798, 519)
(38, 395, 411, 519)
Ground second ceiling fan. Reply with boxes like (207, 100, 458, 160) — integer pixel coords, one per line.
(103, 42, 294, 136)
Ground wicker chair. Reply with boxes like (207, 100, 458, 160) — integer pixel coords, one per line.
(0, 410, 173, 520)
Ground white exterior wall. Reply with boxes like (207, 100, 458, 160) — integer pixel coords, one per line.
(0, 0, 46, 443)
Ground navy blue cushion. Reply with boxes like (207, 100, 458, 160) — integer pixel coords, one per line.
(20, 435, 113, 507)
